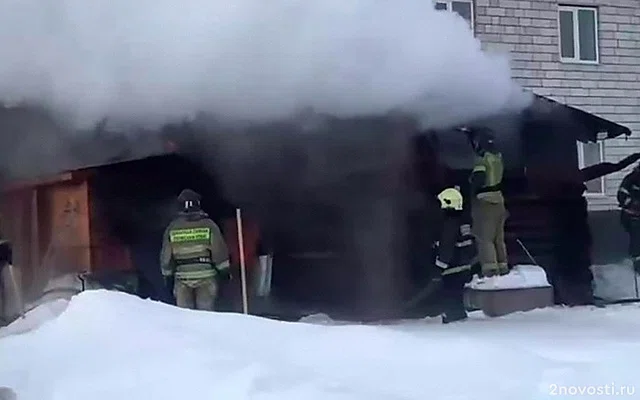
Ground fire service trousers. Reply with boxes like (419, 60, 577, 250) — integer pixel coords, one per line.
(440, 269, 471, 321)
(472, 199, 508, 276)
(621, 213, 640, 274)
(174, 278, 218, 311)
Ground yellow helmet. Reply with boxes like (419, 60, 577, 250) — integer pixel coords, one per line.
(437, 187, 463, 211)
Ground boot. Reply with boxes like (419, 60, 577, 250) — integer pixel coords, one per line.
(481, 263, 499, 278)
(442, 308, 468, 324)
(497, 263, 509, 276)
(441, 297, 468, 324)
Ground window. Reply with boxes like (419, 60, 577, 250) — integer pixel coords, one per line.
(577, 142, 605, 195)
(434, 1, 474, 30)
(558, 5, 599, 63)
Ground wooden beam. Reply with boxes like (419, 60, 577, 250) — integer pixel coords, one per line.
(2, 172, 74, 193)
(30, 188, 39, 277)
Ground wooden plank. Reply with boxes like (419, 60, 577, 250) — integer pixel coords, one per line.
(45, 181, 92, 275)
(2, 173, 73, 192)
(30, 189, 39, 280)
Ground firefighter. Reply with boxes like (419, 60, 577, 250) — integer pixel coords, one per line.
(617, 165, 640, 275)
(435, 187, 476, 324)
(160, 189, 230, 311)
(468, 128, 508, 277)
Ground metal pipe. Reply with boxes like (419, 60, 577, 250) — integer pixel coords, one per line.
(515, 238, 539, 266)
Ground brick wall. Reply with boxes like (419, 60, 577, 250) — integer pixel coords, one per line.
(474, 0, 640, 210)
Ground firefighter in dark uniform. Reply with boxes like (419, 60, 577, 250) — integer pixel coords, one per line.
(617, 164, 640, 274)
(435, 187, 477, 323)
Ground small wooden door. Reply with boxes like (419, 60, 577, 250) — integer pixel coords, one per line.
(42, 181, 92, 276)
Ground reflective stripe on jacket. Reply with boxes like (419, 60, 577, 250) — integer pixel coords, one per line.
(435, 220, 477, 276)
(160, 212, 230, 282)
(472, 151, 504, 204)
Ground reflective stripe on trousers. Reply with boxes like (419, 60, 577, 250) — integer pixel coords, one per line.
(175, 268, 216, 280)
(436, 258, 474, 275)
(442, 264, 472, 275)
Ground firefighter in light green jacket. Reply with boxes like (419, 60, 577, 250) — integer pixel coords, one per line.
(468, 129, 509, 277)
(160, 189, 230, 311)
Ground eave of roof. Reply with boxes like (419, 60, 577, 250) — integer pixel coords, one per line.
(532, 94, 632, 142)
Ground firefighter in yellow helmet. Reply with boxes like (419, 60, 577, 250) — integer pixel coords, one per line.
(468, 128, 509, 277)
(435, 187, 477, 323)
(160, 189, 230, 311)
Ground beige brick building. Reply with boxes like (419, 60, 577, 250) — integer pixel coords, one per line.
(435, 0, 640, 211)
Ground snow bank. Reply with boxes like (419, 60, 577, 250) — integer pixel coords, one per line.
(298, 313, 343, 325)
(0, 1, 528, 129)
(0, 387, 17, 400)
(466, 264, 551, 291)
(0, 299, 69, 339)
(26, 273, 83, 308)
(2, 290, 640, 400)
(592, 260, 640, 302)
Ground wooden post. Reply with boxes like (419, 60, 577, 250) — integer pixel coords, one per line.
(30, 189, 39, 287)
(236, 208, 249, 314)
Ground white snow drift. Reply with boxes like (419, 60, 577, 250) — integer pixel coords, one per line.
(0, 0, 529, 128)
(467, 264, 551, 291)
(2, 290, 640, 400)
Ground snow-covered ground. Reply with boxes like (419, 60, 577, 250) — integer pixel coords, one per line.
(2, 290, 640, 400)
(0, 298, 69, 339)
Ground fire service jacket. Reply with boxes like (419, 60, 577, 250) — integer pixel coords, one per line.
(434, 216, 477, 276)
(160, 211, 230, 284)
(617, 171, 640, 216)
(471, 151, 504, 204)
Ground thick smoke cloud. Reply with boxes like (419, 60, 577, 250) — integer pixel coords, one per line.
(0, 0, 530, 129)
(0, 1, 536, 318)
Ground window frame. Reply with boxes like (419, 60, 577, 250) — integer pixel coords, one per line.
(434, 0, 475, 31)
(577, 141, 606, 196)
(557, 5, 600, 65)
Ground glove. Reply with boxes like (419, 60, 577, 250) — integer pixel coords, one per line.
(219, 268, 232, 281)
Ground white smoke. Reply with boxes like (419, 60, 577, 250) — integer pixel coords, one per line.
(0, 0, 531, 129)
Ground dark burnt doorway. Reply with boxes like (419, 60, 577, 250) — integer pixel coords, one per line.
(91, 154, 236, 303)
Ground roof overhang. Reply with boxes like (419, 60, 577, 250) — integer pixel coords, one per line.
(1, 172, 75, 192)
(529, 94, 632, 143)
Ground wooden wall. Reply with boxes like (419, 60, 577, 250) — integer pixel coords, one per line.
(1, 189, 35, 301)
(1, 175, 96, 302)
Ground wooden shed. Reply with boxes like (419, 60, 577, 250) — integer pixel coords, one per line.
(0, 148, 241, 307)
(0, 95, 633, 322)
(2, 170, 126, 305)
